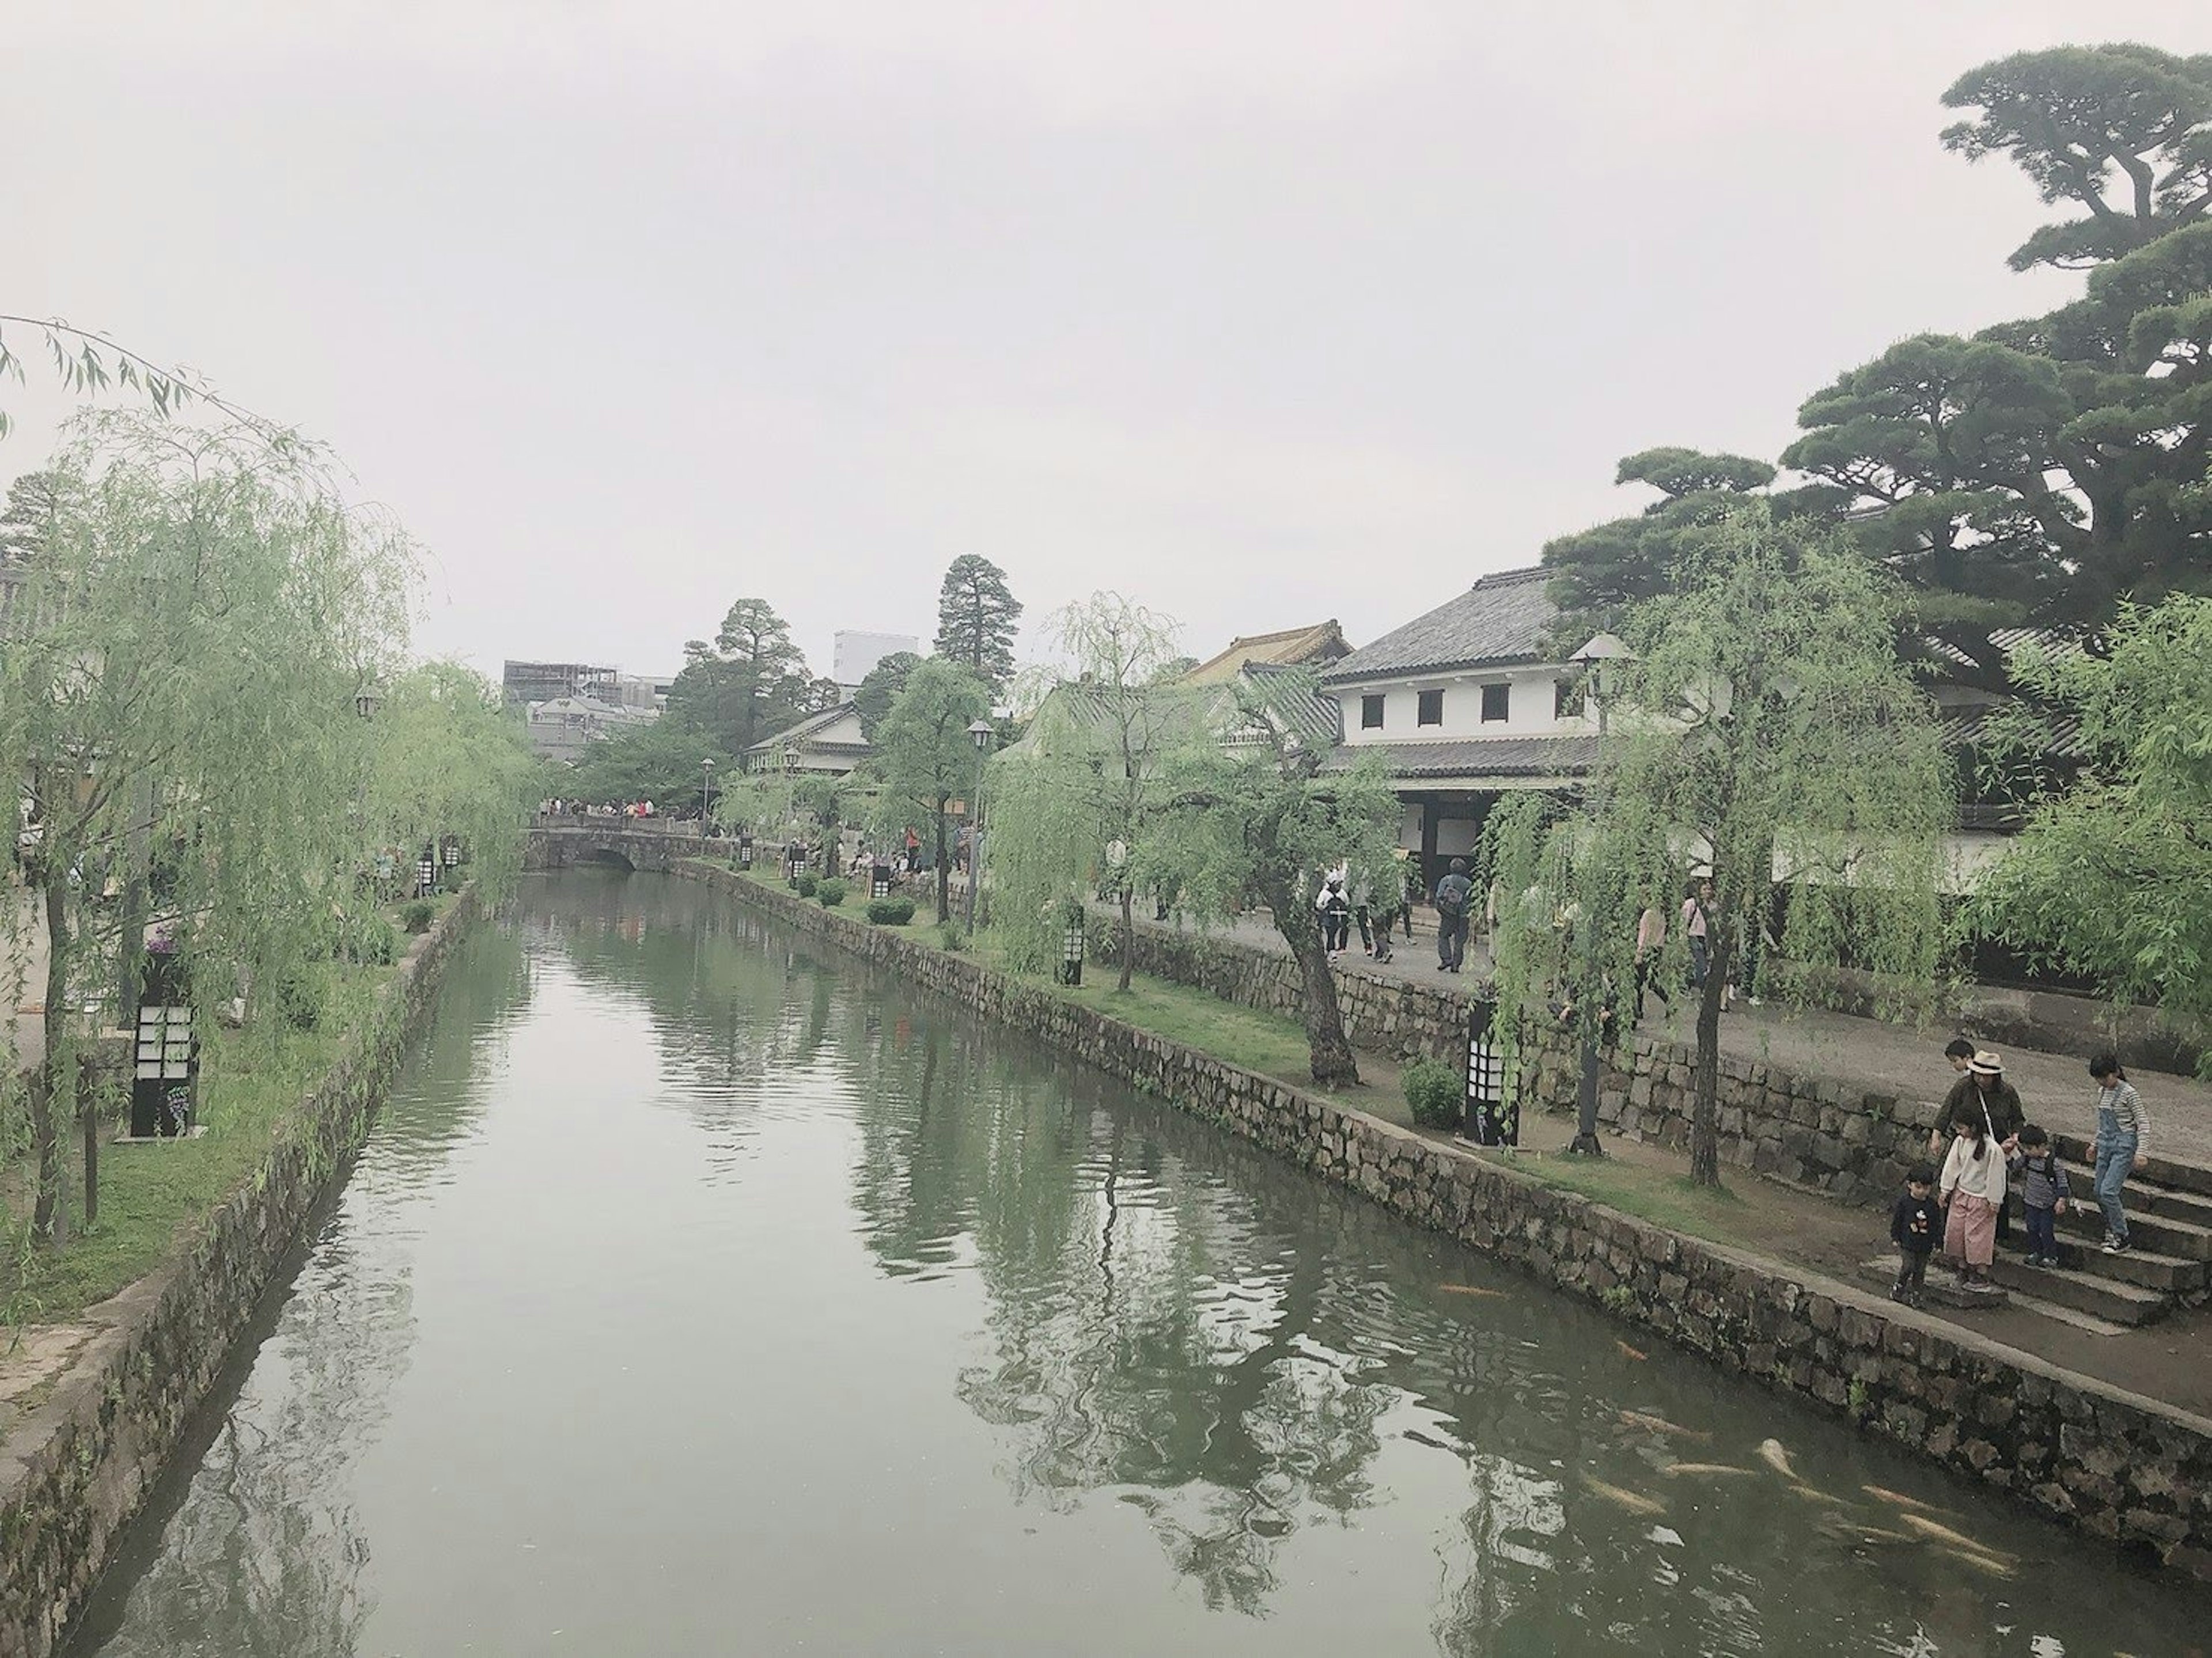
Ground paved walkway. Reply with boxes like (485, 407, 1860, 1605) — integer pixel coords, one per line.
(1140, 908, 2212, 1167)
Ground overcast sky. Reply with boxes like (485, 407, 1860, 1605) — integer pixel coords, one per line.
(6, 2, 2208, 682)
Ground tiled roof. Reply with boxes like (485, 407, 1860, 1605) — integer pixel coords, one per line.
(747, 701, 862, 755)
(1236, 662, 1343, 744)
(1321, 567, 1558, 684)
(1323, 735, 1599, 780)
(1181, 620, 1351, 685)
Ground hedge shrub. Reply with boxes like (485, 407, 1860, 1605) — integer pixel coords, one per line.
(815, 878, 847, 908)
(1402, 1057, 1462, 1129)
(866, 896, 916, 925)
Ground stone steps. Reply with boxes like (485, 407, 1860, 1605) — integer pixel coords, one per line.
(1984, 1254, 2172, 1327)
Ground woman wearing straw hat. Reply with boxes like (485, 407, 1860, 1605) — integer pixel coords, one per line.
(1934, 1051, 2025, 1247)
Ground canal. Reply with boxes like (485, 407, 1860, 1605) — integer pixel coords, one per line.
(66, 871, 2207, 1656)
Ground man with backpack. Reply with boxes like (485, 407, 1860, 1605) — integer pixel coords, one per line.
(1433, 857, 1473, 973)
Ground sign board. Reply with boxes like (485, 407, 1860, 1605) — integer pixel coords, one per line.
(1464, 998, 1516, 1147)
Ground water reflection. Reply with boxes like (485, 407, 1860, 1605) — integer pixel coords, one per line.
(66, 874, 2212, 1657)
(69, 925, 531, 1657)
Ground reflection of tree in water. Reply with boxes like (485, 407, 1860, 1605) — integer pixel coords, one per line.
(512, 872, 842, 1133)
(834, 1008, 1392, 1616)
(69, 928, 532, 1658)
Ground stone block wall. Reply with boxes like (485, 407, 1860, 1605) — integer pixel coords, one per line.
(0, 894, 482, 1658)
(699, 862, 2212, 1580)
(1092, 917, 1939, 1209)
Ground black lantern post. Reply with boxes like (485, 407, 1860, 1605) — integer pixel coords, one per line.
(871, 859, 893, 900)
(1462, 996, 1515, 1147)
(416, 842, 438, 897)
(737, 830, 754, 870)
(130, 943, 198, 1138)
(1058, 901, 1086, 987)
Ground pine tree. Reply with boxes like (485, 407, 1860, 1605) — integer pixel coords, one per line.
(933, 555, 1022, 696)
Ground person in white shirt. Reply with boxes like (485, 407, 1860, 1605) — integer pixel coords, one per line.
(1940, 1117, 2008, 1291)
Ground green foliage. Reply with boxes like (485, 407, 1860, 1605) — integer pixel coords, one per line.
(666, 597, 813, 756)
(0, 316, 255, 442)
(815, 878, 847, 907)
(933, 553, 1023, 695)
(563, 710, 733, 812)
(793, 874, 819, 898)
(989, 593, 1195, 983)
(1149, 670, 1403, 1086)
(1498, 507, 1954, 1183)
(336, 909, 397, 967)
(275, 965, 325, 1031)
(1940, 45, 2212, 272)
(1402, 1058, 1462, 1129)
(867, 658, 991, 923)
(1976, 595, 2212, 1068)
(853, 650, 922, 739)
(363, 660, 541, 902)
(867, 896, 917, 925)
(399, 900, 435, 935)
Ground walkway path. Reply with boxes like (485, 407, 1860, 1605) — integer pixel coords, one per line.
(1143, 908, 2212, 1166)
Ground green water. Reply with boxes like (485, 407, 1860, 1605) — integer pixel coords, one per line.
(65, 870, 2208, 1656)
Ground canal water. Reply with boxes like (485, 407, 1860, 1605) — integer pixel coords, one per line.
(66, 870, 2208, 1656)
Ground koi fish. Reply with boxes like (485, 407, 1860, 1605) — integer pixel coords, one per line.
(1660, 1463, 1755, 1478)
(1756, 1439, 1797, 1479)
(1618, 1410, 1710, 1441)
(1438, 1284, 1507, 1299)
(1940, 1545, 2014, 1579)
(1580, 1474, 1666, 1516)
(1616, 1341, 1649, 1361)
(1897, 1511, 2014, 1567)
(1788, 1482, 1845, 1505)
(1861, 1484, 1948, 1517)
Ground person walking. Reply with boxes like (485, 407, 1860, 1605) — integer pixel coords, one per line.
(1889, 1162, 1941, 1307)
(1933, 1050, 2025, 1247)
(2010, 1124, 2071, 1269)
(1369, 874, 1398, 964)
(2089, 1053, 2150, 1254)
(1940, 1117, 2007, 1291)
(1433, 858, 1473, 973)
(1350, 871, 1376, 957)
(1681, 878, 1713, 1000)
(1316, 874, 1351, 958)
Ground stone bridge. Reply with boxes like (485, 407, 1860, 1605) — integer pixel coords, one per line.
(524, 815, 711, 874)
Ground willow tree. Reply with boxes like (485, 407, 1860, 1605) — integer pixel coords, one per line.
(1495, 507, 1953, 1185)
(1976, 595, 2212, 1069)
(1152, 673, 1402, 1087)
(0, 418, 412, 1238)
(988, 593, 1191, 988)
(869, 658, 991, 923)
(363, 661, 543, 901)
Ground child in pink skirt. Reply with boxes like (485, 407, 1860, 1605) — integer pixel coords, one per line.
(1940, 1117, 2008, 1291)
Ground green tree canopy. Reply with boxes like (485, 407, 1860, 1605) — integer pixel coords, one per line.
(852, 650, 921, 740)
(1976, 594, 2212, 1068)
(363, 661, 543, 895)
(561, 710, 733, 811)
(1500, 507, 1953, 1185)
(666, 597, 812, 756)
(1149, 673, 1403, 1087)
(869, 658, 991, 922)
(988, 593, 1192, 988)
(934, 554, 1022, 695)
(1941, 45, 2212, 273)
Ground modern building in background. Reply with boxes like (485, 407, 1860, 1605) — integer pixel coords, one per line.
(832, 631, 918, 692)
(504, 659, 671, 760)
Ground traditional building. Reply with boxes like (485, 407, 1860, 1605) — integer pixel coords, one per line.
(743, 703, 872, 777)
(1320, 567, 1597, 889)
(1179, 620, 1351, 685)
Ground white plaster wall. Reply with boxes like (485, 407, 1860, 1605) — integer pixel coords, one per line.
(1335, 665, 1586, 746)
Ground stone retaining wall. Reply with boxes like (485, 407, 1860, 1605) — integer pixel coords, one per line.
(0, 893, 482, 1658)
(1092, 918, 1940, 1208)
(698, 863, 2212, 1580)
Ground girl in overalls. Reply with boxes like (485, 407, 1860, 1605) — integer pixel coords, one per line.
(2089, 1053, 2150, 1254)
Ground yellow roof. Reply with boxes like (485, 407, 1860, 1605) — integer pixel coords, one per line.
(1179, 620, 1351, 685)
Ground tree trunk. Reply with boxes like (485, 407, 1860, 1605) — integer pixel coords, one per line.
(1118, 884, 1135, 993)
(1690, 921, 1733, 1187)
(32, 866, 69, 1239)
(1264, 878, 1358, 1087)
(933, 809, 951, 923)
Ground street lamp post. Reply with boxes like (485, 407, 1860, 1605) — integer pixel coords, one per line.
(701, 757, 715, 836)
(1566, 632, 1633, 1158)
(964, 717, 995, 937)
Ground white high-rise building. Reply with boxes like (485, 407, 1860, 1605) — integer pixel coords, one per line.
(833, 631, 919, 689)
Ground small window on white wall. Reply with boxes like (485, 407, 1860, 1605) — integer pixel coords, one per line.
(1417, 689, 1444, 726)
(1361, 694, 1385, 730)
(1480, 683, 1510, 723)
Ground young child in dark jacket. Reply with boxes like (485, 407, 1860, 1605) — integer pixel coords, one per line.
(1891, 1164, 1941, 1307)
(2011, 1123, 2072, 1268)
